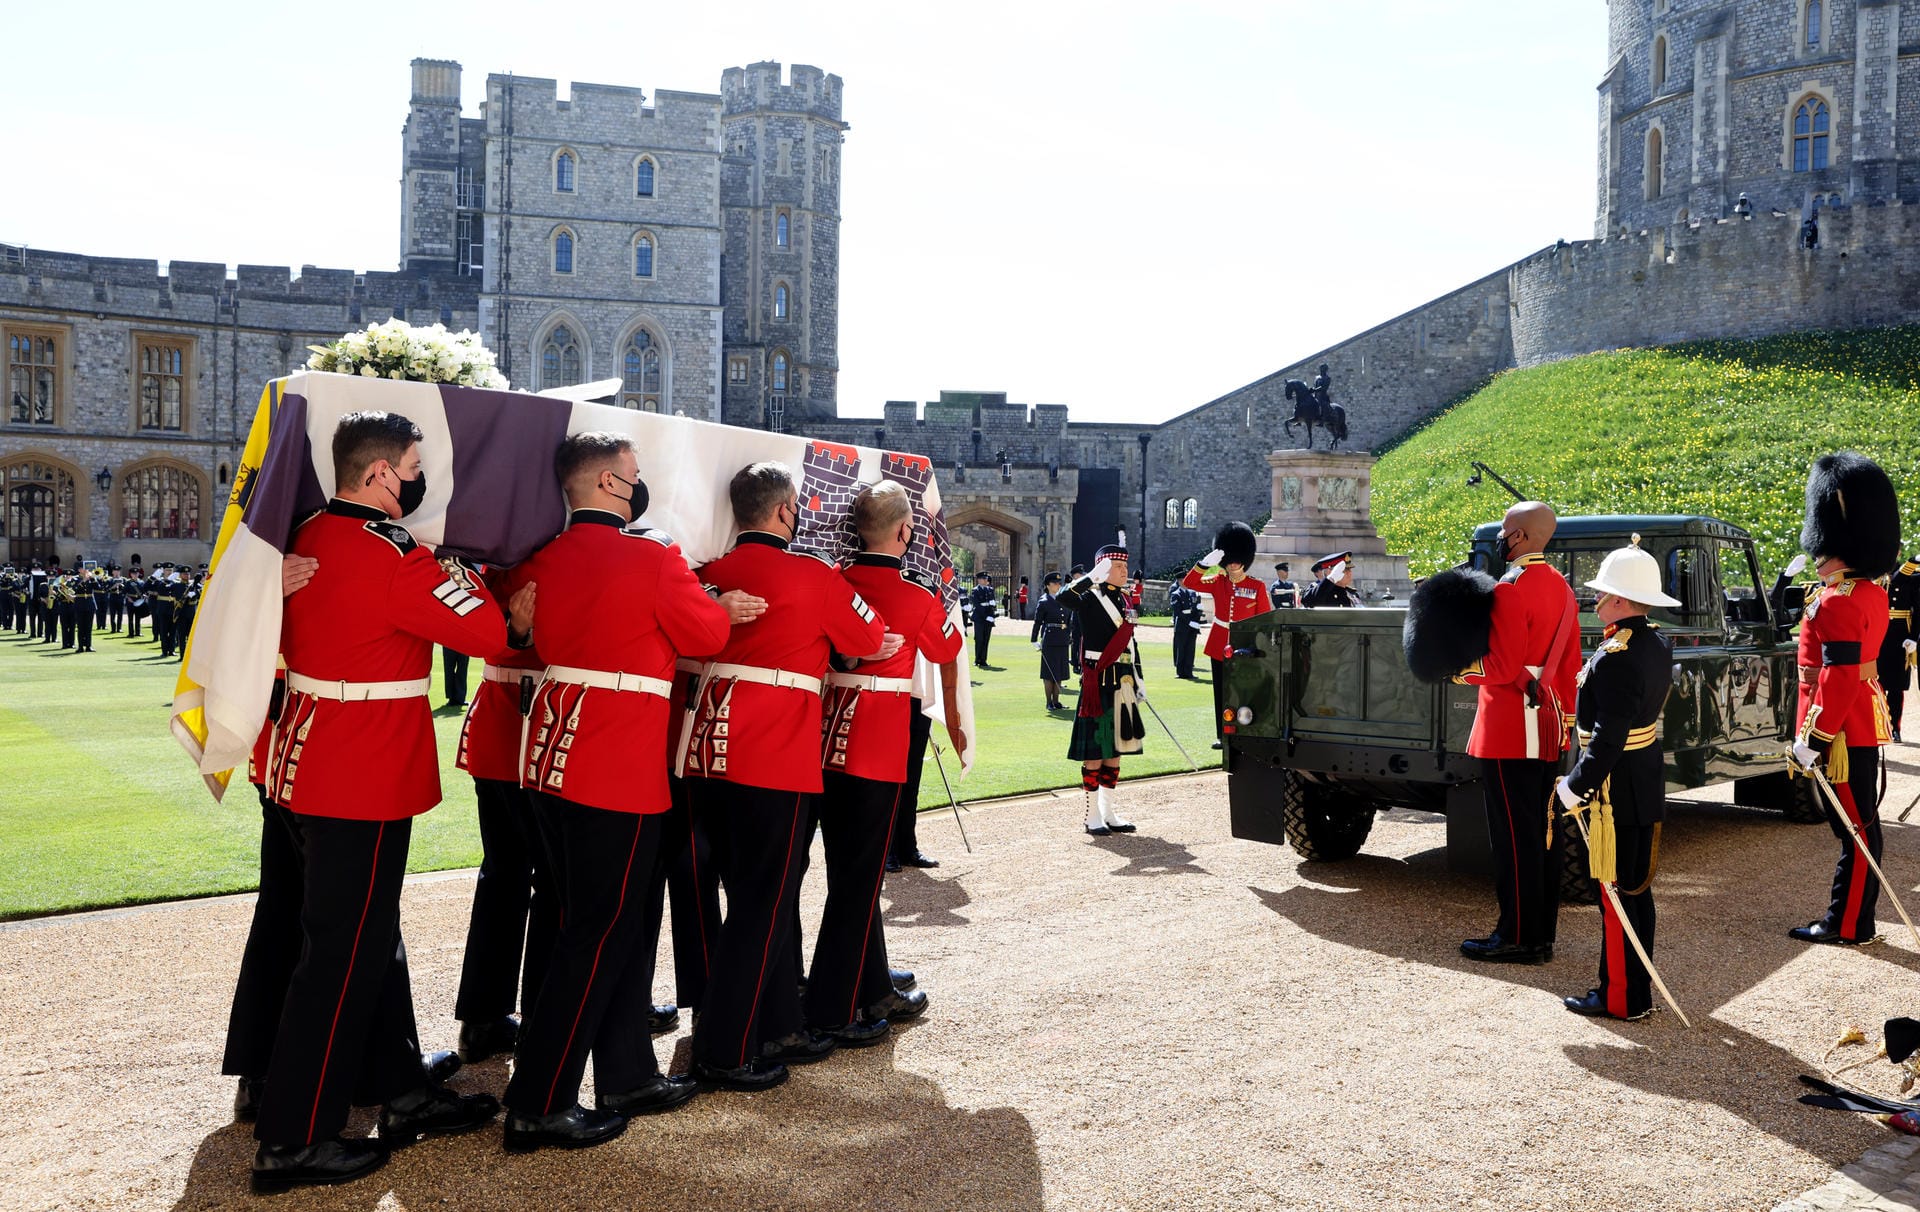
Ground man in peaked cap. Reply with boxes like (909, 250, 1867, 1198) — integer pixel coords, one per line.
(1183, 522, 1273, 747)
(1879, 553, 1919, 743)
(1787, 451, 1902, 946)
(1554, 538, 1678, 1021)
(1301, 552, 1358, 608)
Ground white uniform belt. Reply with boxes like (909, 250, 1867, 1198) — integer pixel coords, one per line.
(286, 671, 431, 702)
(481, 664, 540, 684)
(705, 662, 823, 695)
(825, 671, 913, 694)
(543, 665, 673, 698)
(675, 658, 704, 675)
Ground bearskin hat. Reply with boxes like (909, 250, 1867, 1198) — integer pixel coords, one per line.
(1214, 521, 1258, 569)
(1403, 567, 1499, 684)
(1801, 451, 1901, 579)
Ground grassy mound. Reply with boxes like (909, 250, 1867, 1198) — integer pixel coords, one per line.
(1372, 327, 1920, 577)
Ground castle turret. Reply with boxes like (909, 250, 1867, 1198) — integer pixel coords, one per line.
(401, 59, 463, 272)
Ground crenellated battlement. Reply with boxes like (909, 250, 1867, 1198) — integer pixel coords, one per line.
(720, 61, 843, 122)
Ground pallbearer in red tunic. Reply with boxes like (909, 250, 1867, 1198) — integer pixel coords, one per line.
(1787, 452, 1901, 946)
(807, 481, 966, 1042)
(249, 412, 509, 1194)
(1452, 501, 1581, 965)
(682, 462, 891, 1090)
(502, 433, 732, 1152)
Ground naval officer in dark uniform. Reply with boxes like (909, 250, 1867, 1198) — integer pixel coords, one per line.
(968, 571, 998, 668)
(1301, 552, 1358, 608)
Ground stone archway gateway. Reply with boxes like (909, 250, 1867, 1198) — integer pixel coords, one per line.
(945, 503, 1033, 596)
(1, 458, 76, 564)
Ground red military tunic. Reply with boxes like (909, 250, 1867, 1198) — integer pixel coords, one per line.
(268, 500, 506, 820)
(1182, 566, 1274, 662)
(682, 532, 887, 794)
(1455, 553, 1582, 761)
(519, 510, 731, 814)
(823, 553, 964, 782)
(455, 563, 544, 783)
(1797, 573, 1894, 752)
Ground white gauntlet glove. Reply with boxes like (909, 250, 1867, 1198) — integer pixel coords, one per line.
(1784, 553, 1809, 578)
(1553, 776, 1584, 812)
(1201, 549, 1225, 568)
(1087, 558, 1113, 586)
(1789, 740, 1820, 771)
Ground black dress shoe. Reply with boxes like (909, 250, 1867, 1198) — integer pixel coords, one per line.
(1107, 820, 1137, 834)
(597, 1074, 699, 1116)
(904, 852, 940, 868)
(233, 1075, 265, 1123)
(649, 1004, 681, 1035)
(379, 1084, 501, 1145)
(1563, 989, 1652, 1021)
(458, 1015, 520, 1062)
(1460, 937, 1552, 964)
(884, 855, 902, 872)
(762, 1028, 837, 1066)
(422, 1049, 462, 1083)
(503, 1105, 627, 1154)
(825, 1015, 892, 1047)
(1085, 824, 1111, 836)
(1789, 921, 1872, 946)
(692, 1058, 790, 1091)
(889, 967, 917, 991)
(251, 1139, 389, 1194)
(864, 988, 929, 1023)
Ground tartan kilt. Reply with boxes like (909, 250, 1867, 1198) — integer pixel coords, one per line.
(1068, 660, 1144, 762)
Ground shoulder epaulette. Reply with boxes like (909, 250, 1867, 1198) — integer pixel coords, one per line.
(1601, 627, 1633, 654)
(1902, 562, 1920, 576)
(362, 519, 418, 555)
(1835, 579, 1858, 596)
(293, 508, 325, 532)
(902, 567, 941, 595)
(623, 526, 673, 547)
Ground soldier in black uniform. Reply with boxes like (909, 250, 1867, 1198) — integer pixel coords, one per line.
(106, 569, 125, 632)
(93, 569, 108, 630)
(1555, 540, 1678, 1021)
(1030, 572, 1073, 710)
(1063, 565, 1085, 666)
(126, 571, 148, 638)
(1058, 544, 1144, 835)
(28, 563, 49, 640)
(1881, 555, 1919, 742)
(1301, 552, 1358, 608)
(0, 565, 14, 632)
(173, 571, 202, 659)
(1268, 562, 1298, 609)
(968, 572, 998, 668)
(55, 570, 77, 649)
(1167, 580, 1203, 679)
(71, 570, 94, 653)
(152, 566, 179, 656)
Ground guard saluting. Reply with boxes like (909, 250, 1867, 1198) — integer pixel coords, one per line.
(1183, 523, 1273, 746)
(1300, 552, 1358, 608)
(1787, 452, 1901, 946)
(1880, 553, 1919, 743)
(247, 411, 510, 1192)
(1553, 540, 1678, 1021)
(1059, 542, 1144, 835)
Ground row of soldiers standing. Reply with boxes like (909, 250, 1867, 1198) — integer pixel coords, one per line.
(0, 562, 202, 656)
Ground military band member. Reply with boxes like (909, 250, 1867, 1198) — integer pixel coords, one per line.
(1788, 452, 1902, 946)
(1880, 553, 1919, 743)
(55, 570, 76, 649)
(682, 462, 891, 1090)
(71, 569, 94, 652)
(246, 411, 509, 1192)
(1300, 552, 1359, 608)
(808, 481, 963, 1043)
(1456, 502, 1581, 965)
(1060, 543, 1144, 835)
(1167, 579, 1203, 680)
(1183, 523, 1274, 748)
(125, 572, 147, 638)
(968, 571, 998, 667)
(94, 569, 108, 630)
(1031, 571, 1073, 709)
(1553, 540, 1678, 1021)
(152, 566, 178, 656)
(172, 571, 200, 659)
(106, 570, 125, 632)
(1268, 562, 1298, 610)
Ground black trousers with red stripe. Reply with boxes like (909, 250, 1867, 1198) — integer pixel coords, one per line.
(888, 703, 934, 864)
(253, 810, 421, 1147)
(689, 781, 813, 1070)
(1479, 758, 1561, 949)
(639, 775, 724, 1011)
(1818, 746, 1883, 941)
(505, 794, 664, 1116)
(1597, 822, 1657, 1018)
(454, 777, 558, 1024)
(806, 771, 902, 1029)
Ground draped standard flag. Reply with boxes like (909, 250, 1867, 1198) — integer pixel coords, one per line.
(172, 370, 974, 798)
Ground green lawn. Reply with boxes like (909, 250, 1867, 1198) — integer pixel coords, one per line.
(0, 623, 1218, 918)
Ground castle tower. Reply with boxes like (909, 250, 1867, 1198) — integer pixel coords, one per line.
(718, 62, 847, 430)
(400, 59, 464, 272)
(1598, 0, 1908, 237)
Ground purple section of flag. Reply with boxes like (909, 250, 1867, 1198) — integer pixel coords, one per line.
(436, 385, 574, 566)
(239, 390, 323, 555)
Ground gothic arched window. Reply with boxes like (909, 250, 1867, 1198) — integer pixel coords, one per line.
(621, 329, 662, 411)
(1183, 498, 1199, 529)
(552, 228, 575, 274)
(635, 156, 656, 198)
(542, 325, 582, 388)
(634, 234, 654, 278)
(1163, 498, 1180, 529)
(554, 150, 576, 193)
(121, 464, 201, 540)
(1645, 127, 1664, 199)
(1794, 96, 1830, 172)
(2, 458, 78, 555)
(774, 283, 790, 320)
(776, 211, 790, 247)
(770, 352, 789, 393)
(1806, 0, 1823, 49)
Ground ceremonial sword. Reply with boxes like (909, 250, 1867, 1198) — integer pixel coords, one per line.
(928, 741, 973, 854)
(1790, 705, 1920, 949)
(1129, 633, 1200, 772)
(1560, 800, 1693, 1029)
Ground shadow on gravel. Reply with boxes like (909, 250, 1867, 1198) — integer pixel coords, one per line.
(883, 866, 972, 929)
(168, 1039, 1043, 1212)
(1088, 832, 1210, 877)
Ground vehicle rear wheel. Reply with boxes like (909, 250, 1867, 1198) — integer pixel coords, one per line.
(1282, 770, 1375, 861)
(1556, 811, 1598, 906)
(1735, 771, 1825, 823)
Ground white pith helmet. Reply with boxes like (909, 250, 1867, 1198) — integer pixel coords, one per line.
(1583, 534, 1681, 608)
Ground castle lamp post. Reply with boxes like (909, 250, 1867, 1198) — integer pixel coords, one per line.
(95, 467, 112, 493)
(1137, 432, 1151, 570)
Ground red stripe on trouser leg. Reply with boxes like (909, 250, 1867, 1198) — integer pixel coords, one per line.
(847, 784, 904, 1026)
(541, 814, 645, 1115)
(1602, 891, 1628, 1018)
(738, 795, 805, 1068)
(688, 817, 712, 981)
(1836, 781, 1870, 940)
(306, 821, 384, 1146)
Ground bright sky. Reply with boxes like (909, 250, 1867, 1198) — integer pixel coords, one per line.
(5, 0, 1607, 424)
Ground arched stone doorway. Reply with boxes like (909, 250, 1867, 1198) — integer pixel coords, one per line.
(946, 503, 1035, 610)
(2, 456, 78, 564)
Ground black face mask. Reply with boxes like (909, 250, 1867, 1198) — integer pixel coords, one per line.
(374, 466, 428, 515)
(610, 473, 649, 524)
(1500, 532, 1520, 562)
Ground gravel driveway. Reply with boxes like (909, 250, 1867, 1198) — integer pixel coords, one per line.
(7, 760, 1920, 1211)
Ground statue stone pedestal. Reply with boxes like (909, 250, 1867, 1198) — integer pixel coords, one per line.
(1253, 450, 1412, 603)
